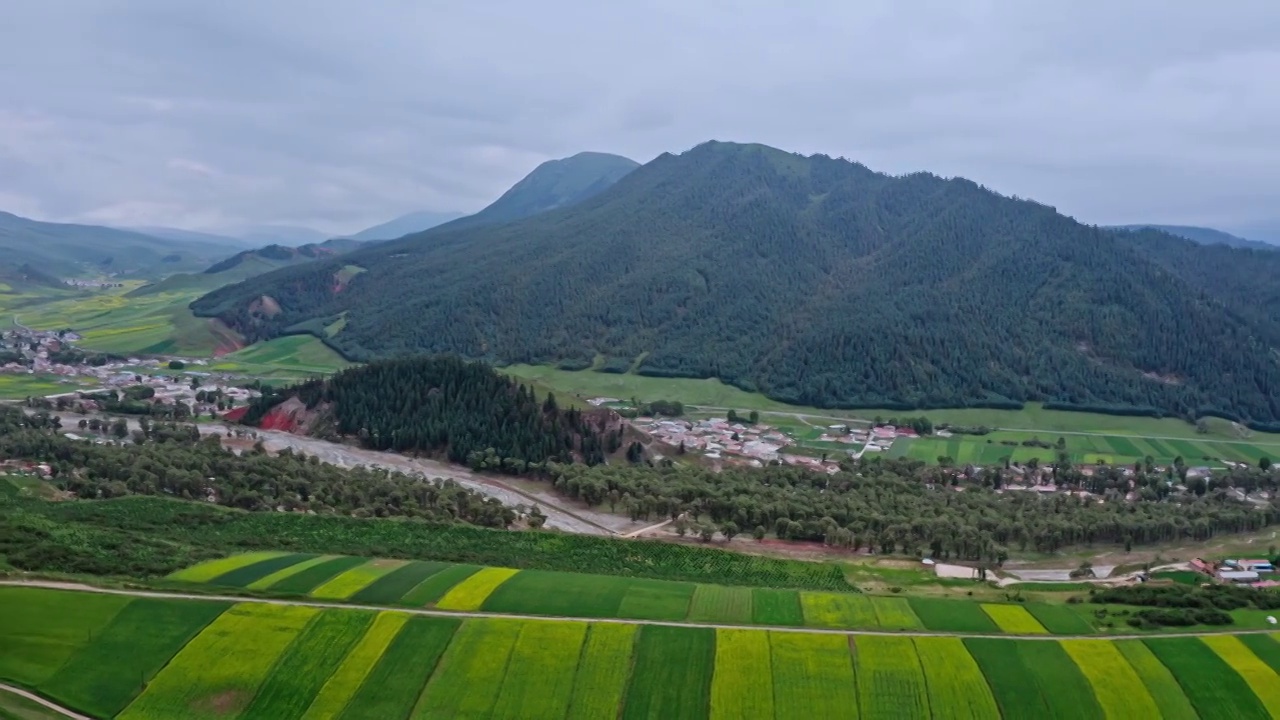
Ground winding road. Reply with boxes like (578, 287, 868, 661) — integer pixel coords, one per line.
(0, 682, 91, 720)
(5, 579, 1276, 642)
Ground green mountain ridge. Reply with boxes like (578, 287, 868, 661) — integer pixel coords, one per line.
(192, 141, 1280, 425)
(1108, 224, 1274, 251)
(0, 211, 234, 279)
(344, 210, 466, 241)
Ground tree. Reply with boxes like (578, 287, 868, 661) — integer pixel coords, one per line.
(748, 410, 759, 424)
(721, 521, 739, 542)
(753, 525, 766, 541)
(1261, 457, 1272, 471)
(1195, 418, 1210, 434)
(727, 409, 739, 423)
(168, 360, 185, 370)
(110, 419, 129, 439)
(698, 523, 715, 542)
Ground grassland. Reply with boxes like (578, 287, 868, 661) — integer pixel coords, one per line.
(0, 375, 77, 400)
(211, 334, 350, 379)
(12, 586, 1280, 720)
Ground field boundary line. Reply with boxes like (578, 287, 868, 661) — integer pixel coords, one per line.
(4, 579, 1279, 642)
(0, 683, 93, 720)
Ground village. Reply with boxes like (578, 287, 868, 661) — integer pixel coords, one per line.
(2, 325, 258, 417)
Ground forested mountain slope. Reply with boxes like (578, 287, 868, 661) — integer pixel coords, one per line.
(345, 210, 465, 241)
(194, 141, 1280, 425)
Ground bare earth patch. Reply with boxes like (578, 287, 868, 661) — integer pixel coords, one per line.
(193, 690, 248, 716)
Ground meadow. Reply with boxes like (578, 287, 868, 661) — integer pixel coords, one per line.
(9, 585, 1280, 719)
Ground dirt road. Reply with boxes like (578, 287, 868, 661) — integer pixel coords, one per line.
(6, 579, 1277, 641)
(0, 683, 91, 720)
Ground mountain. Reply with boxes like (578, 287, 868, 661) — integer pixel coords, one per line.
(0, 211, 234, 279)
(129, 239, 365, 298)
(346, 211, 466, 242)
(225, 224, 330, 247)
(1108, 224, 1274, 251)
(128, 226, 256, 249)
(192, 141, 1280, 426)
(434, 151, 639, 233)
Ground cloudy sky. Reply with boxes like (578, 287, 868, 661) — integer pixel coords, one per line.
(1, 1, 1278, 238)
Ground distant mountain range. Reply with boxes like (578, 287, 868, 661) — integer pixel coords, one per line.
(0, 211, 236, 280)
(344, 211, 466, 242)
(1107, 224, 1275, 251)
(194, 140, 1280, 427)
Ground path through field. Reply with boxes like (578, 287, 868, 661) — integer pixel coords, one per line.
(0, 682, 92, 720)
(4, 580, 1276, 642)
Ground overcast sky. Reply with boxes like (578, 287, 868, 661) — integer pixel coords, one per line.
(1, 2, 1278, 237)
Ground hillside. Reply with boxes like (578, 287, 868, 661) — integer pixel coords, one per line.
(1109, 224, 1274, 251)
(192, 141, 1280, 425)
(345, 210, 465, 241)
(0, 211, 233, 279)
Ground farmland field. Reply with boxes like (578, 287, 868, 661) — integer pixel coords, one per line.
(167, 551, 290, 583)
(117, 603, 318, 720)
(980, 603, 1049, 634)
(267, 556, 369, 595)
(39, 598, 228, 719)
(340, 616, 459, 720)
(1024, 603, 1095, 634)
(300, 612, 408, 719)
(868, 596, 924, 629)
(348, 561, 450, 605)
(209, 553, 319, 587)
(913, 637, 999, 720)
(14, 586, 1280, 719)
(0, 587, 131, 687)
(616, 579, 696, 620)
(711, 629, 773, 720)
(397, 564, 481, 606)
(490, 621, 588, 720)
(909, 597, 1000, 633)
(1113, 640, 1198, 720)
(688, 585, 754, 624)
(567, 624, 637, 720)
(412, 618, 518, 719)
(1201, 635, 1280, 717)
(434, 566, 519, 610)
(241, 609, 373, 719)
(482, 569, 631, 618)
(310, 559, 409, 600)
(246, 555, 341, 590)
(769, 632, 857, 720)
(1060, 640, 1159, 718)
(1146, 637, 1271, 719)
(854, 636, 930, 719)
(800, 592, 877, 629)
(751, 588, 804, 626)
(623, 625, 715, 720)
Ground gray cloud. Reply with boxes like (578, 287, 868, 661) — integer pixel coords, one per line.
(0, 1, 1277, 236)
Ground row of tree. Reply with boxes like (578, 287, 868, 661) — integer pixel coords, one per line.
(542, 457, 1279, 560)
(0, 406, 519, 527)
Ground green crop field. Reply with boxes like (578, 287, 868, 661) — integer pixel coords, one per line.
(310, 559, 408, 600)
(688, 585, 754, 624)
(909, 597, 1001, 633)
(0, 587, 131, 687)
(751, 588, 804, 625)
(38, 598, 228, 718)
(9, 587, 1280, 719)
(212, 335, 351, 378)
(981, 603, 1050, 634)
(868, 596, 924, 630)
(118, 603, 319, 720)
(711, 629, 774, 719)
(913, 637, 1000, 720)
(1024, 603, 1096, 634)
(481, 569, 631, 618)
(0, 374, 77, 400)
(240, 609, 373, 719)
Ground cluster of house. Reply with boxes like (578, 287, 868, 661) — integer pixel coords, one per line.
(815, 423, 919, 454)
(631, 416, 790, 465)
(1190, 557, 1278, 587)
(1, 328, 82, 375)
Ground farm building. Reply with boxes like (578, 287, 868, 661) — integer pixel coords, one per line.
(1218, 570, 1260, 583)
(1238, 559, 1274, 573)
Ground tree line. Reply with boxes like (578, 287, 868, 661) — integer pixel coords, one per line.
(0, 406, 519, 527)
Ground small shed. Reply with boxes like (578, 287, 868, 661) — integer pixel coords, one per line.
(1218, 570, 1260, 583)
